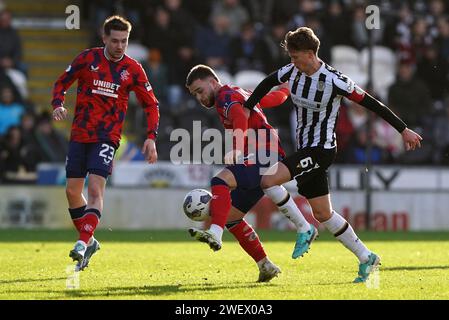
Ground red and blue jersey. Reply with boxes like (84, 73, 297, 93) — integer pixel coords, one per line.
(214, 85, 286, 159)
(51, 47, 159, 146)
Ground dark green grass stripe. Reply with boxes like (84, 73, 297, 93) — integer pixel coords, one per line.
(0, 229, 448, 242)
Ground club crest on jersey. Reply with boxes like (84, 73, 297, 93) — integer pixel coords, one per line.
(347, 79, 355, 92)
(317, 81, 325, 91)
(90, 65, 99, 72)
(120, 69, 130, 81)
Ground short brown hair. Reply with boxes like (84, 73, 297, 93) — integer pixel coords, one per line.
(103, 15, 132, 35)
(281, 27, 320, 54)
(185, 64, 219, 87)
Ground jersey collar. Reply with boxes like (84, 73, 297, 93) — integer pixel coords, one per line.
(103, 47, 125, 62)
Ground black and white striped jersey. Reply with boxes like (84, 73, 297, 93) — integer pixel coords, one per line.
(277, 62, 364, 150)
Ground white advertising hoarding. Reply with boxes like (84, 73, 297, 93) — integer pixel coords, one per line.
(1, 186, 448, 231)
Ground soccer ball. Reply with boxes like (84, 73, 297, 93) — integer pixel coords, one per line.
(183, 189, 212, 221)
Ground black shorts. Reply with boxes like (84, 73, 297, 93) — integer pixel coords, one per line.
(281, 147, 336, 199)
(66, 141, 116, 179)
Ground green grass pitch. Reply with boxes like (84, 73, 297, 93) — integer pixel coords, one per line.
(1, 229, 449, 300)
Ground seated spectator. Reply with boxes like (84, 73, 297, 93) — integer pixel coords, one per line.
(417, 45, 449, 103)
(229, 22, 271, 74)
(334, 103, 356, 163)
(20, 111, 38, 146)
(210, 0, 249, 37)
(168, 45, 200, 110)
(34, 112, 68, 163)
(388, 61, 432, 129)
(143, 49, 169, 105)
(264, 22, 290, 71)
(0, 85, 25, 135)
(0, 9, 24, 72)
(346, 127, 384, 164)
(195, 14, 231, 71)
(373, 115, 405, 163)
(0, 126, 38, 184)
(0, 9, 28, 99)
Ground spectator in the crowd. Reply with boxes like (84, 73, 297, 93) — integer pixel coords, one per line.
(210, 0, 249, 36)
(195, 14, 231, 71)
(87, 0, 144, 43)
(334, 103, 356, 163)
(271, 0, 300, 25)
(437, 16, 449, 62)
(346, 127, 384, 164)
(372, 115, 406, 163)
(264, 22, 290, 71)
(0, 9, 27, 99)
(306, 15, 331, 63)
(168, 45, 200, 110)
(182, 0, 212, 27)
(410, 17, 434, 64)
(287, 0, 319, 30)
(143, 48, 169, 105)
(229, 22, 271, 74)
(242, 0, 274, 25)
(19, 111, 38, 147)
(425, 0, 446, 39)
(163, 0, 197, 45)
(322, 0, 353, 46)
(352, 4, 385, 49)
(0, 126, 38, 184)
(144, 6, 178, 66)
(385, 2, 414, 60)
(34, 112, 68, 163)
(417, 45, 449, 103)
(0, 9, 23, 72)
(0, 85, 25, 135)
(388, 61, 432, 129)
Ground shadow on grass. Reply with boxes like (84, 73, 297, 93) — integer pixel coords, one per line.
(381, 265, 449, 271)
(8, 281, 279, 299)
(0, 277, 66, 285)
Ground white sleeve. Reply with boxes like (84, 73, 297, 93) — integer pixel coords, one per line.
(332, 71, 365, 98)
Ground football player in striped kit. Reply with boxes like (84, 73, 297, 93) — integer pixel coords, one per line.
(243, 27, 423, 283)
(186, 64, 314, 281)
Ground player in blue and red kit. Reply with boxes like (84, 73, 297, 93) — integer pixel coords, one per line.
(186, 65, 313, 281)
(52, 16, 160, 270)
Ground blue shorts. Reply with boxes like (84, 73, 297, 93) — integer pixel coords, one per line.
(66, 141, 116, 179)
(226, 159, 277, 214)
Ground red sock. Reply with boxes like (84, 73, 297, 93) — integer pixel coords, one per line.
(69, 205, 86, 232)
(73, 209, 101, 243)
(210, 184, 231, 228)
(228, 220, 267, 262)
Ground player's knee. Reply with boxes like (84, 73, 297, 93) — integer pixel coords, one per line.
(313, 209, 332, 222)
(87, 187, 103, 202)
(65, 186, 81, 200)
(260, 175, 276, 190)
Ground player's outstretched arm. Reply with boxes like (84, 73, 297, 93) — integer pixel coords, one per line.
(142, 138, 158, 164)
(243, 72, 281, 110)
